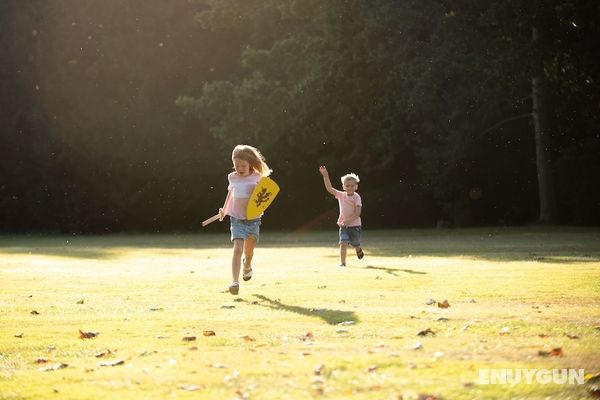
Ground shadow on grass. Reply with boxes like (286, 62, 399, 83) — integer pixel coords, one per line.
(250, 294, 359, 325)
(364, 265, 427, 276)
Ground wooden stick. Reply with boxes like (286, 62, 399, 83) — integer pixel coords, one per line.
(201, 213, 221, 227)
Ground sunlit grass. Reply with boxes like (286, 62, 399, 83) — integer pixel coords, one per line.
(1, 227, 599, 399)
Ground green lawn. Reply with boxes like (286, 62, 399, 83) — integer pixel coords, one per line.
(1, 227, 599, 399)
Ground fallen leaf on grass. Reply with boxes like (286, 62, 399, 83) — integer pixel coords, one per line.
(95, 350, 113, 358)
(79, 330, 99, 339)
(538, 333, 549, 338)
(30, 310, 40, 315)
(437, 300, 450, 309)
(182, 336, 197, 342)
(241, 335, 255, 342)
(221, 305, 235, 309)
(14, 333, 24, 338)
(435, 317, 450, 322)
(180, 384, 204, 391)
(210, 363, 228, 369)
(300, 332, 314, 341)
(35, 358, 50, 364)
(99, 359, 124, 367)
(417, 328, 436, 337)
(203, 330, 216, 336)
(565, 333, 580, 339)
(538, 347, 563, 357)
(418, 393, 440, 400)
(425, 299, 436, 305)
(39, 362, 68, 372)
(76, 299, 85, 304)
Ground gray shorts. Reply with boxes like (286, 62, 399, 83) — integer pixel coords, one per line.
(230, 217, 261, 242)
(339, 226, 361, 247)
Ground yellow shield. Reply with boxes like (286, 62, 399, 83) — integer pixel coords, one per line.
(246, 177, 280, 219)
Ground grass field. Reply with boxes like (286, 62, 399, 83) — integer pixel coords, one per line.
(1, 227, 599, 399)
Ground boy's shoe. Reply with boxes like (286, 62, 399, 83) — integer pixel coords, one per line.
(228, 283, 239, 295)
(242, 258, 253, 281)
(356, 248, 364, 259)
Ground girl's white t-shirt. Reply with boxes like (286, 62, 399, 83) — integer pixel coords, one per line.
(224, 171, 261, 219)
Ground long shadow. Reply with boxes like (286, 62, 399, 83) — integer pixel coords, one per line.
(364, 265, 427, 276)
(250, 294, 359, 326)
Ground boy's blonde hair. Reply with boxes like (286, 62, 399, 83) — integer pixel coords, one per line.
(341, 173, 360, 185)
(232, 144, 272, 177)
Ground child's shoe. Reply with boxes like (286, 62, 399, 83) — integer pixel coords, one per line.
(339, 263, 346, 267)
(228, 282, 239, 295)
(356, 248, 364, 259)
(242, 258, 253, 281)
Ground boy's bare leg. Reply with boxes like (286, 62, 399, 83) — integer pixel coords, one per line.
(340, 242, 348, 266)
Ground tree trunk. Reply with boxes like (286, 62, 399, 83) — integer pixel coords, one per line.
(531, 26, 558, 224)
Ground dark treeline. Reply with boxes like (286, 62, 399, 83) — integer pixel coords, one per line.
(1, 0, 599, 233)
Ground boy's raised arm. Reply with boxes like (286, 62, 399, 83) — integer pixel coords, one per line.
(319, 166, 337, 196)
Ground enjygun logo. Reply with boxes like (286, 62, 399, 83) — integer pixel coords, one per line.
(478, 368, 585, 385)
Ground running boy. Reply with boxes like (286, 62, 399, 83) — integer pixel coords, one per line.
(319, 165, 364, 267)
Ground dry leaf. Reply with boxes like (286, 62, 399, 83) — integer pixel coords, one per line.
(538, 347, 563, 357)
(78, 330, 99, 339)
(35, 358, 50, 364)
(300, 332, 314, 341)
(202, 330, 216, 336)
(565, 333, 580, 339)
(14, 333, 24, 338)
(437, 300, 450, 308)
(241, 335, 255, 342)
(76, 299, 85, 304)
(182, 336, 197, 342)
(417, 327, 436, 337)
(39, 362, 68, 372)
(99, 359, 124, 367)
(30, 310, 40, 315)
(180, 384, 204, 391)
(95, 350, 113, 358)
(418, 393, 440, 400)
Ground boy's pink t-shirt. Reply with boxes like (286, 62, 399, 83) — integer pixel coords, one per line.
(334, 189, 362, 227)
(224, 171, 261, 219)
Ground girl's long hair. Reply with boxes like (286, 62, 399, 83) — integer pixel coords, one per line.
(232, 145, 272, 177)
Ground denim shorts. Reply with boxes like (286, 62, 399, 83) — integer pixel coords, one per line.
(339, 226, 361, 247)
(230, 217, 261, 242)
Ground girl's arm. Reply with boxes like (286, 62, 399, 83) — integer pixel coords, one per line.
(319, 166, 337, 196)
(219, 190, 232, 221)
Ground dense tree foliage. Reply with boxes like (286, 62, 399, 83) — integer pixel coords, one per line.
(1, 1, 599, 232)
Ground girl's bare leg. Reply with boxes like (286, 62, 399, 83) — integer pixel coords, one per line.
(231, 239, 244, 283)
(243, 236, 256, 269)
